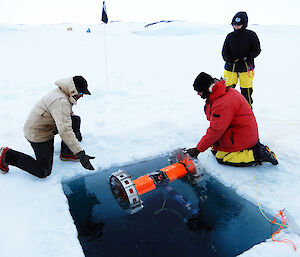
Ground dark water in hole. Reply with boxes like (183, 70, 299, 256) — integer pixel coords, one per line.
(62, 155, 277, 257)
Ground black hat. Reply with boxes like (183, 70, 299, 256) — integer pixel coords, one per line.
(231, 12, 248, 27)
(73, 76, 91, 95)
(193, 72, 214, 91)
(193, 72, 214, 99)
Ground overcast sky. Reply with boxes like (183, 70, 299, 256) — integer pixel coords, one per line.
(1, 0, 300, 25)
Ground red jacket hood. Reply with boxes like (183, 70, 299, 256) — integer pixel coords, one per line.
(207, 80, 226, 103)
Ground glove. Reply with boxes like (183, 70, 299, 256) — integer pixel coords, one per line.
(186, 147, 200, 158)
(75, 150, 95, 170)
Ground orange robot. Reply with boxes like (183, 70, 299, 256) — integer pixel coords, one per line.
(109, 149, 203, 214)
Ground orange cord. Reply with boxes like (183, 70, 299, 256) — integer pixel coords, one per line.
(271, 210, 297, 251)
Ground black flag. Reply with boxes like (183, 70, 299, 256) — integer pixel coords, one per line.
(102, 1, 108, 23)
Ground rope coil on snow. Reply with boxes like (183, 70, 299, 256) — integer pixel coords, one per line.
(252, 166, 297, 251)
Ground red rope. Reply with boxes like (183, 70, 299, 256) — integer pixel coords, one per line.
(245, 62, 255, 78)
(271, 210, 297, 251)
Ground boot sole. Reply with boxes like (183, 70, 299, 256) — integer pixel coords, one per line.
(60, 157, 80, 162)
(0, 147, 10, 173)
(265, 146, 279, 165)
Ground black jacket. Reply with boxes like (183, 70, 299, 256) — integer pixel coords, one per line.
(222, 28, 261, 72)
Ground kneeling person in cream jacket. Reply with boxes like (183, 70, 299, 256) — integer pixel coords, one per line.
(0, 76, 95, 178)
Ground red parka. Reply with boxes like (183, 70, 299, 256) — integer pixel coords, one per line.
(196, 80, 258, 153)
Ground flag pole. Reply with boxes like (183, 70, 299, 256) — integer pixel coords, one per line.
(103, 23, 109, 92)
(102, 1, 109, 92)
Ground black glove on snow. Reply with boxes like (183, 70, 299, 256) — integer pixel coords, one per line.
(186, 148, 200, 158)
(76, 150, 95, 170)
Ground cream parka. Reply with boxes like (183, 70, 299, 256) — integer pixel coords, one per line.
(23, 77, 82, 154)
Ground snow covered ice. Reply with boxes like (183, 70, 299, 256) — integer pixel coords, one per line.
(0, 21, 300, 256)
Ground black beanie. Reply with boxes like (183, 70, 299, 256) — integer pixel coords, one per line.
(231, 12, 248, 28)
(73, 76, 91, 95)
(193, 72, 214, 92)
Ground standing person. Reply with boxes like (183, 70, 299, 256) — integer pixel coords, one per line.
(0, 76, 95, 178)
(222, 11, 261, 107)
(186, 72, 278, 166)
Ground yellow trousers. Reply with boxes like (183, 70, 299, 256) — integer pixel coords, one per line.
(224, 70, 254, 89)
(224, 69, 254, 106)
(215, 149, 256, 167)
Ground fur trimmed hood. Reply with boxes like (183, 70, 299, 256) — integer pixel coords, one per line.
(55, 77, 79, 105)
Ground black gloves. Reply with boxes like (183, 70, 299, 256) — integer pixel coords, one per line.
(75, 150, 95, 170)
(228, 57, 249, 64)
(186, 147, 200, 158)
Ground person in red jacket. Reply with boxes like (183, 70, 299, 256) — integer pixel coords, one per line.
(187, 72, 278, 166)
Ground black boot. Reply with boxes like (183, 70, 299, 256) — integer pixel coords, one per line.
(253, 140, 278, 165)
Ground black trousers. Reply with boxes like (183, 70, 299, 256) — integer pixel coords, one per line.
(5, 115, 82, 178)
(240, 88, 253, 107)
(6, 139, 54, 178)
(61, 115, 82, 155)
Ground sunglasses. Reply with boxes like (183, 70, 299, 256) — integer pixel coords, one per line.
(73, 93, 84, 100)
